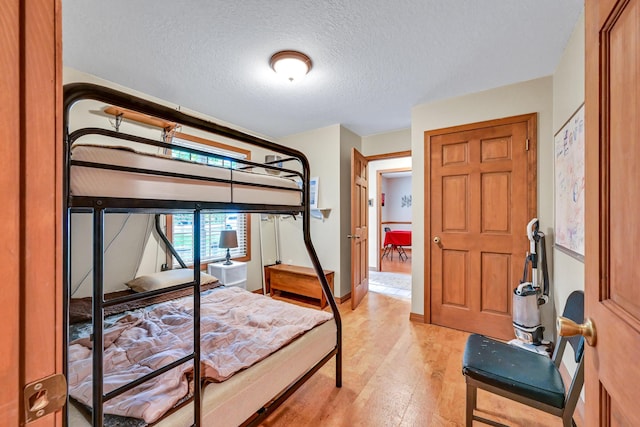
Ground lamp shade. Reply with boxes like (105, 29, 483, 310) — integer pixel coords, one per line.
(219, 230, 238, 265)
(218, 230, 238, 249)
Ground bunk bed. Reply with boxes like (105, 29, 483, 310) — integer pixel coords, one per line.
(63, 83, 342, 426)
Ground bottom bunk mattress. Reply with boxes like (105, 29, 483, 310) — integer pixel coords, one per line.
(67, 286, 336, 425)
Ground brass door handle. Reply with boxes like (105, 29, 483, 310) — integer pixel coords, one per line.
(347, 234, 360, 239)
(557, 316, 597, 346)
(433, 236, 441, 244)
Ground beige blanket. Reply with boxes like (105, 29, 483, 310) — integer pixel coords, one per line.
(68, 287, 332, 423)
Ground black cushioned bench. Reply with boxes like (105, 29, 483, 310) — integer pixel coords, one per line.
(461, 291, 585, 427)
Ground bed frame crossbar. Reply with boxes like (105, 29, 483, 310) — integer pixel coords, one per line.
(104, 354, 195, 402)
(155, 214, 187, 268)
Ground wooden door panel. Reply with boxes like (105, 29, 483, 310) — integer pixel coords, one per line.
(480, 136, 512, 162)
(441, 250, 468, 307)
(480, 252, 511, 315)
(610, 130, 640, 319)
(611, 400, 633, 426)
(428, 117, 534, 340)
(608, 0, 640, 319)
(351, 148, 369, 309)
(585, 0, 640, 425)
(1, 1, 21, 424)
(442, 141, 469, 165)
(481, 172, 511, 233)
(442, 175, 468, 231)
(353, 174, 368, 294)
(1, 0, 63, 424)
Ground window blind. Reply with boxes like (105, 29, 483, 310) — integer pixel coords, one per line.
(172, 212, 247, 265)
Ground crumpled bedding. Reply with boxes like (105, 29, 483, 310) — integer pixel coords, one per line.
(68, 286, 332, 423)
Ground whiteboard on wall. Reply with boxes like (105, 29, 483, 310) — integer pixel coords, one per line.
(554, 104, 585, 261)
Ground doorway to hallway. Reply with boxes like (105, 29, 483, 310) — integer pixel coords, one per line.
(366, 153, 412, 300)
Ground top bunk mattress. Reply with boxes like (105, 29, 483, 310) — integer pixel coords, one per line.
(70, 144, 302, 206)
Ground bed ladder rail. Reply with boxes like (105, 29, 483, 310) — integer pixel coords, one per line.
(87, 208, 205, 426)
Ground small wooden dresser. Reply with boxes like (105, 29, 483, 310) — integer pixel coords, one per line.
(264, 264, 334, 309)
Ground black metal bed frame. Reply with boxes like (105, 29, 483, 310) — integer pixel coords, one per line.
(63, 83, 342, 427)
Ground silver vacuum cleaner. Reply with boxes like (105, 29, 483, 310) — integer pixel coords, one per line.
(510, 218, 551, 355)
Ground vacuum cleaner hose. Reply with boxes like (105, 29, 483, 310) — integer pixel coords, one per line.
(538, 231, 549, 302)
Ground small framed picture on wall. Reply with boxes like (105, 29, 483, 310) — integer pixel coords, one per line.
(309, 176, 319, 209)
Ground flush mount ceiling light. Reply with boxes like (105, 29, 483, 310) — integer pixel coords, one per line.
(270, 50, 312, 82)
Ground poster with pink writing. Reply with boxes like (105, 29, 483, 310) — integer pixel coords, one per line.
(554, 104, 585, 260)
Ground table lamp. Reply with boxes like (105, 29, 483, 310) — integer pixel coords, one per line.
(218, 230, 238, 265)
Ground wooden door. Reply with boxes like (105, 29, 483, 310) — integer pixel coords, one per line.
(0, 0, 63, 425)
(585, 1, 640, 425)
(1, 2, 22, 423)
(426, 115, 536, 340)
(351, 148, 369, 309)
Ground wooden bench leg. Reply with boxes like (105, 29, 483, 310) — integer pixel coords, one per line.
(466, 383, 476, 427)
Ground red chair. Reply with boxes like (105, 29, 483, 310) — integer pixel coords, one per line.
(381, 227, 394, 260)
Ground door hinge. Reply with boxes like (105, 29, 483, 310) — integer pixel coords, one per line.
(526, 138, 530, 151)
(24, 373, 67, 423)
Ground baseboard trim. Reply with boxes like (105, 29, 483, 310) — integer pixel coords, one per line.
(409, 312, 425, 323)
(559, 362, 584, 427)
(336, 293, 351, 304)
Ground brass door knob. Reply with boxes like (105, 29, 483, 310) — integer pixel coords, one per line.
(557, 316, 597, 346)
(433, 236, 441, 244)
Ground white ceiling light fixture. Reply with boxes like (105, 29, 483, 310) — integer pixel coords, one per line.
(270, 50, 312, 82)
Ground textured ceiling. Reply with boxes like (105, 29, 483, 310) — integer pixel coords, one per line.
(63, 0, 583, 138)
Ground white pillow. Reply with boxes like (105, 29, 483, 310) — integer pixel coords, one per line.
(126, 269, 218, 292)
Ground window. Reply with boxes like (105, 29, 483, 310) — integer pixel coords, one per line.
(171, 212, 247, 266)
(168, 132, 251, 267)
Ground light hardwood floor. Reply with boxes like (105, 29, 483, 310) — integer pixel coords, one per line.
(261, 291, 564, 426)
(379, 248, 411, 274)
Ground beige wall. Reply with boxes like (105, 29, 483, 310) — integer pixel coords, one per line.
(411, 76, 555, 331)
(552, 11, 585, 316)
(276, 125, 365, 298)
(277, 125, 349, 296)
(552, 10, 585, 384)
(362, 128, 411, 156)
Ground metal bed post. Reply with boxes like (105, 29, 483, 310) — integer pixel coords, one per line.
(193, 208, 202, 426)
(62, 142, 71, 427)
(91, 207, 105, 427)
(300, 163, 342, 388)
